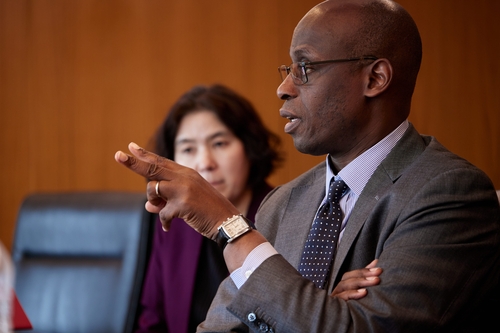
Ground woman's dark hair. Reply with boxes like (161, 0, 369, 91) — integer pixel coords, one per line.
(150, 84, 282, 189)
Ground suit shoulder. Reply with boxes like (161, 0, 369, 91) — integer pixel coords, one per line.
(420, 136, 492, 179)
(255, 161, 325, 230)
(279, 161, 326, 190)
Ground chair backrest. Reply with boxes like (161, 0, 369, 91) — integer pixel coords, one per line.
(12, 192, 153, 333)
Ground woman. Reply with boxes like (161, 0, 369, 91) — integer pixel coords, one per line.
(135, 84, 282, 333)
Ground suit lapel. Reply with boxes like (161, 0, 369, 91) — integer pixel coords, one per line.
(328, 125, 426, 287)
(329, 168, 393, 283)
(273, 165, 326, 268)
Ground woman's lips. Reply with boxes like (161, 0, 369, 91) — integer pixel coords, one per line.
(209, 180, 223, 187)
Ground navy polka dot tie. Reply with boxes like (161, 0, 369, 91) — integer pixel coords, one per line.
(298, 178, 348, 289)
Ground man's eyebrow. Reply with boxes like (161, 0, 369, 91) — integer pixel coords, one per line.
(292, 47, 314, 60)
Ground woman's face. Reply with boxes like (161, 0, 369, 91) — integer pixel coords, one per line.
(174, 110, 251, 205)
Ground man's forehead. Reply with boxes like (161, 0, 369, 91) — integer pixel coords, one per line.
(290, 12, 345, 59)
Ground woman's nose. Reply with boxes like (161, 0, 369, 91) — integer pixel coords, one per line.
(195, 149, 217, 172)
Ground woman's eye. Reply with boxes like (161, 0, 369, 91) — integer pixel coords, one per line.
(180, 147, 194, 154)
(213, 140, 228, 148)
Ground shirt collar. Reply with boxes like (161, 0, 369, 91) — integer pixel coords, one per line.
(325, 120, 409, 196)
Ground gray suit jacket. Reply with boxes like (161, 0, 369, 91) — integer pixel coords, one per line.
(199, 124, 500, 333)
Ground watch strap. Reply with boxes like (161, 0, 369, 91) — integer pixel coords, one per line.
(215, 227, 229, 250)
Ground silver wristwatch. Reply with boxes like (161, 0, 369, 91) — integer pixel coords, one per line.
(215, 214, 253, 250)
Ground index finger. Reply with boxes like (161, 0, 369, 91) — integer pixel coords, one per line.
(114, 142, 173, 180)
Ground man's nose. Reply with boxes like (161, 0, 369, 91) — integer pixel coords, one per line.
(277, 74, 297, 100)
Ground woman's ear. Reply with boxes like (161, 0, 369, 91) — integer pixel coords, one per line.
(364, 58, 392, 98)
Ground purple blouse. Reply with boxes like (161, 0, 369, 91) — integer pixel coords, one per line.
(135, 183, 272, 333)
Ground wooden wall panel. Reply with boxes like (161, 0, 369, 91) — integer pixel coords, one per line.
(399, 0, 500, 188)
(1, 0, 499, 250)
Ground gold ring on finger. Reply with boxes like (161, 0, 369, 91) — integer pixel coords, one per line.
(155, 180, 162, 197)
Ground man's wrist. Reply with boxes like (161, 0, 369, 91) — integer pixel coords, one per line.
(230, 242, 278, 288)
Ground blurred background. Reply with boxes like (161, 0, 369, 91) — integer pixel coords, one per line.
(1, 0, 499, 250)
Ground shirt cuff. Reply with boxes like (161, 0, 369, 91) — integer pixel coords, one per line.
(230, 242, 278, 289)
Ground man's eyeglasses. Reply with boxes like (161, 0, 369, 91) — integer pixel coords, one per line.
(278, 56, 378, 85)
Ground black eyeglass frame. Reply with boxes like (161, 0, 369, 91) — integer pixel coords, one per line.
(278, 56, 379, 85)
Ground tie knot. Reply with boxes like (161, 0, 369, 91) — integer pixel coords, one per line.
(328, 178, 347, 204)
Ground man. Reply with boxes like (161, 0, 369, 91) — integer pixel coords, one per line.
(116, 0, 500, 332)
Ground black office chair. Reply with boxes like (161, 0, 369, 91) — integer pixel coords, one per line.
(11, 192, 154, 333)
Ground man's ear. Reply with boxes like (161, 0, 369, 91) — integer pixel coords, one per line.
(364, 58, 392, 97)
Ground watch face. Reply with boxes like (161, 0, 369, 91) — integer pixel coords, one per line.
(217, 215, 252, 248)
(224, 217, 249, 237)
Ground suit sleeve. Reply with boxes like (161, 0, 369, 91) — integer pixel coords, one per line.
(197, 277, 250, 333)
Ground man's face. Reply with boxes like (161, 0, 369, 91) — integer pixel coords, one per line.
(277, 6, 368, 160)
